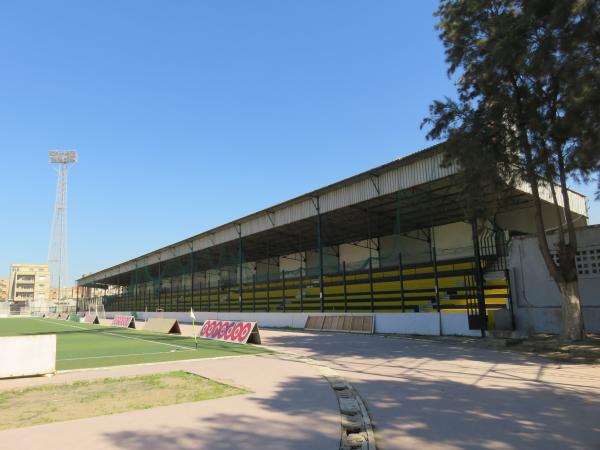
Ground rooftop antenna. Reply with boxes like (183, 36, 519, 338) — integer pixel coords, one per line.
(48, 150, 77, 301)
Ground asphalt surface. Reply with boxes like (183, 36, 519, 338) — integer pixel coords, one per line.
(1, 325, 598, 450)
(260, 329, 600, 450)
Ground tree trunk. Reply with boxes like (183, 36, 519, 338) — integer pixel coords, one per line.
(558, 280, 585, 341)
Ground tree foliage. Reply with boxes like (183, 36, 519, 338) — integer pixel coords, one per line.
(422, 0, 600, 339)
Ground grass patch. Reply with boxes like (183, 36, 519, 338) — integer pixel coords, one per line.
(0, 370, 248, 431)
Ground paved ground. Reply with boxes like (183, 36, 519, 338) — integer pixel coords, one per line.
(1, 324, 598, 449)
(259, 330, 600, 450)
(0, 353, 340, 450)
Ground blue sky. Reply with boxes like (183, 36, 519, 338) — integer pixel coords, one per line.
(1, 1, 598, 285)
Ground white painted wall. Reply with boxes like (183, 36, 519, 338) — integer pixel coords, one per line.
(379, 232, 431, 265)
(440, 313, 481, 337)
(339, 240, 379, 270)
(509, 225, 600, 333)
(433, 222, 474, 261)
(375, 313, 440, 335)
(0, 334, 56, 378)
(108, 311, 478, 336)
(279, 252, 304, 273)
(256, 257, 279, 278)
(306, 247, 339, 274)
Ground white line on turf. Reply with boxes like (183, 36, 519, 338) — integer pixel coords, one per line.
(31, 318, 195, 351)
(57, 349, 196, 361)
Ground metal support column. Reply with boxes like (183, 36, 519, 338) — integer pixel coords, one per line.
(432, 245, 440, 312)
(157, 259, 161, 311)
(227, 284, 231, 312)
(217, 278, 221, 312)
(281, 270, 286, 312)
(313, 196, 325, 312)
(399, 252, 405, 312)
(189, 243, 195, 311)
(252, 274, 256, 312)
(266, 267, 271, 312)
(368, 256, 375, 312)
(299, 263, 304, 312)
(207, 277, 211, 312)
(342, 261, 348, 313)
(237, 224, 243, 312)
(368, 211, 374, 312)
(471, 220, 487, 337)
(170, 277, 174, 311)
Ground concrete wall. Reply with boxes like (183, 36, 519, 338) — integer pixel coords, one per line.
(433, 222, 474, 261)
(379, 232, 431, 265)
(339, 240, 379, 270)
(256, 257, 279, 278)
(107, 310, 479, 336)
(306, 247, 339, 274)
(279, 253, 304, 273)
(509, 225, 600, 333)
(0, 334, 56, 378)
(378, 222, 474, 265)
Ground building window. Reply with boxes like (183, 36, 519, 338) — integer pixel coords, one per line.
(17, 275, 35, 281)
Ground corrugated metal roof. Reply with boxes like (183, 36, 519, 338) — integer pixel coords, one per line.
(78, 143, 588, 285)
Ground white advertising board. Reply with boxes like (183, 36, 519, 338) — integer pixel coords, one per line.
(0, 334, 56, 378)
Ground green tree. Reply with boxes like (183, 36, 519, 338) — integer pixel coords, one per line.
(423, 0, 600, 340)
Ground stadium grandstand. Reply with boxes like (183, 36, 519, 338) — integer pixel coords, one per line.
(77, 144, 588, 335)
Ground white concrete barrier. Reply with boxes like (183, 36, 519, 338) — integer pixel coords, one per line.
(0, 335, 56, 378)
(375, 312, 441, 335)
(108, 311, 479, 336)
(440, 312, 481, 337)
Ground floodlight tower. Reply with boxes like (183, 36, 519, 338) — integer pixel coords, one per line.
(48, 150, 78, 301)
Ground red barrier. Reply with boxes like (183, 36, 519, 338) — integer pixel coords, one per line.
(198, 320, 261, 345)
(83, 313, 100, 324)
(111, 315, 136, 329)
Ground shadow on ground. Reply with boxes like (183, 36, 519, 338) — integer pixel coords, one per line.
(101, 373, 339, 450)
(352, 372, 600, 449)
(261, 331, 600, 449)
(264, 330, 541, 365)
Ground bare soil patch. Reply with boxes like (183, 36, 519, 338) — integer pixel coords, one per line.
(505, 333, 600, 364)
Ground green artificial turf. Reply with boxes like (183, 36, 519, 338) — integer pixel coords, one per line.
(0, 317, 267, 371)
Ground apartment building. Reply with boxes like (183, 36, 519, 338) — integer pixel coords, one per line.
(8, 264, 51, 302)
(50, 285, 79, 300)
(0, 279, 8, 301)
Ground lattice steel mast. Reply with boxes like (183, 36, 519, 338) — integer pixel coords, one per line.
(48, 150, 77, 300)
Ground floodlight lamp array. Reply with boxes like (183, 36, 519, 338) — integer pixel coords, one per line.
(49, 150, 78, 164)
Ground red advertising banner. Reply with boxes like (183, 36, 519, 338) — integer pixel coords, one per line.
(83, 313, 100, 324)
(198, 320, 261, 345)
(111, 315, 136, 329)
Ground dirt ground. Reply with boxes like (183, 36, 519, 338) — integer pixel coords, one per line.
(501, 333, 600, 364)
